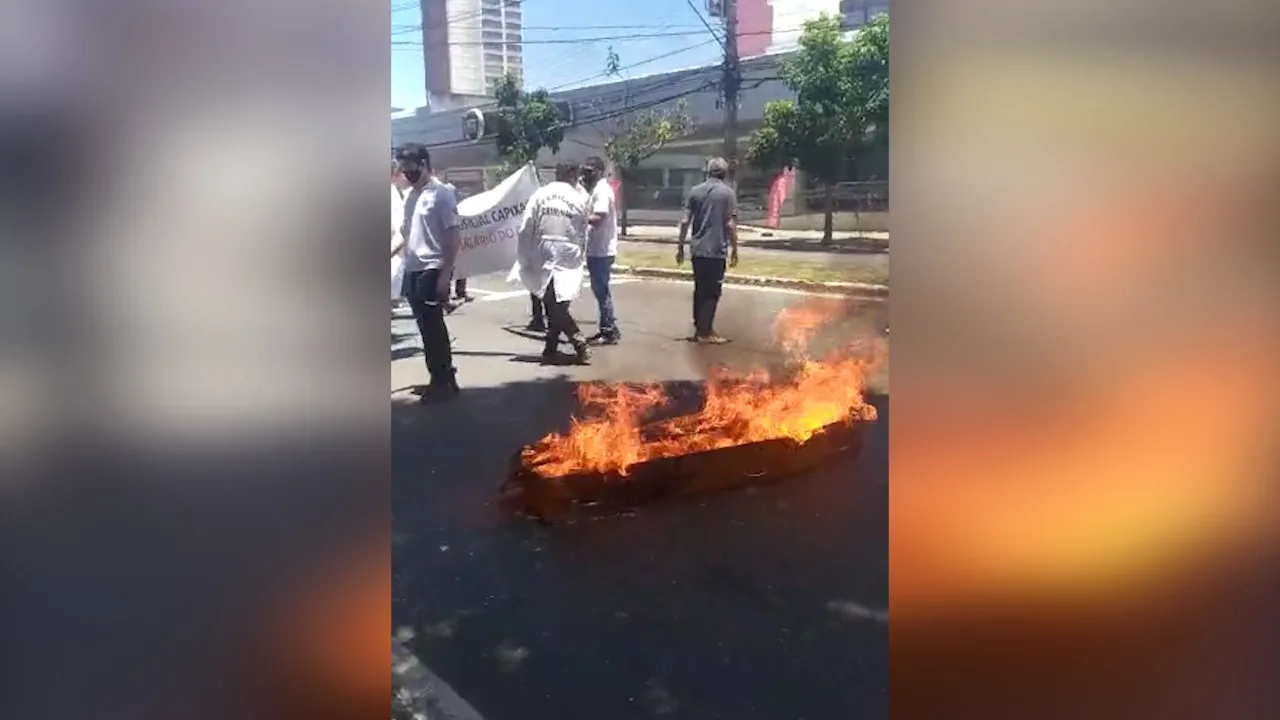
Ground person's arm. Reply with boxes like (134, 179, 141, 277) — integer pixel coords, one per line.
(587, 186, 609, 227)
(517, 195, 539, 250)
(437, 187, 462, 273)
(726, 191, 739, 267)
(676, 192, 694, 264)
(431, 188, 463, 300)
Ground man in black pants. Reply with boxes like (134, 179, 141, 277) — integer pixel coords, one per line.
(391, 143, 463, 402)
(526, 293, 545, 332)
(676, 157, 739, 343)
(514, 161, 591, 364)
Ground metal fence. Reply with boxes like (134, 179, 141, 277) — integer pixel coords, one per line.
(621, 180, 889, 226)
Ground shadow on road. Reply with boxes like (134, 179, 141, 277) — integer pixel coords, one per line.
(392, 373, 888, 720)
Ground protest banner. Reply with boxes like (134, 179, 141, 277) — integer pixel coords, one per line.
(452, 164, 540, 278)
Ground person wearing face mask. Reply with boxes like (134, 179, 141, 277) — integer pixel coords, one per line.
(513, 161, 592, 365)
(390, 143, 463, 401)
(581, 156, 621, 345)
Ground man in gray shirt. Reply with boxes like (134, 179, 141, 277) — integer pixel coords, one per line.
(391, 143, 463, 401)
(676, 157, 739, 343)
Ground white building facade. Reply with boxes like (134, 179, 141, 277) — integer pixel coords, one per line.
(421, 0, 523, 109)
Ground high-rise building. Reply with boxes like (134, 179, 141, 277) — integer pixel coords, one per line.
(731, 0, 888, 58)
(421, 0, 524, 110)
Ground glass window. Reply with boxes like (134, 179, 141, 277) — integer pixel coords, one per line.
(668, 168, 704, 191)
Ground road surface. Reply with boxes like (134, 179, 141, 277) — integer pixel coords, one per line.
(392, 274, 888, 720)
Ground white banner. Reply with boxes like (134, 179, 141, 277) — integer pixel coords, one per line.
(452, 165, 541, 278)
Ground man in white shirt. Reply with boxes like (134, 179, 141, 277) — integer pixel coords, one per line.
(391, 143, 463, 401)
(582, 156, 621, 344)
(514, 161, 592, 365)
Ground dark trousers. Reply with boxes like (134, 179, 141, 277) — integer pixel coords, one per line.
(543, 278, 582, 353)
(529, 293, 545, 322)
(691, 256, 727, 337)
(406, 268, 455, 383)
(453, 277, 467, 298)
(586, 255, 620, 338)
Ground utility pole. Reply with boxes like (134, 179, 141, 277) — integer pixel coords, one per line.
(721, 0, 740, 186)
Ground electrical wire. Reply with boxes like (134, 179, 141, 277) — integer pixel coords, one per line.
(413, 80, 715, 153)
(390, 27, 797, 48)
(545, 38, 720, 91)
(682, 0, 726, 50)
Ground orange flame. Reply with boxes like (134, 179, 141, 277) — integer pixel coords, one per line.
(523, 300, 881, 478)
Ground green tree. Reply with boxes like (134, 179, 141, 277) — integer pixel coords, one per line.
(598, 47, 696, 235)
(745, 13, 888, 243)
(603, 101, 696, 236)
(492, 73, 567, 175)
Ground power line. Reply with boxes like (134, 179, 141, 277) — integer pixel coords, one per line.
(391, 27, 792, 47)
(683, 0, 726, 50)
(393, 22, 708, 36)
(415, 80, 715, 153)
(549, 38, 722, 90)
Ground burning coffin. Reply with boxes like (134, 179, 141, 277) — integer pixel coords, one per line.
(501, 413, 870, 523)
(501, 299, 883, 523)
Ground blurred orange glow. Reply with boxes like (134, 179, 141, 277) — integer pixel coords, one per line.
(892, 170, 1279, 615)
(268, 545, 390, 705)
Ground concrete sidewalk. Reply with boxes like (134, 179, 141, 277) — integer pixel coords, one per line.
(621, 224, 889, 254)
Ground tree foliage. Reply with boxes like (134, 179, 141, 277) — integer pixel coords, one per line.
(492, 73, 566, 170)
(603, 100, 697, 170)
(745, 13, 889, 184)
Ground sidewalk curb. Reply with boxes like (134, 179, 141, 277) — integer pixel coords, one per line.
(625, 235, 889, 251)
(393, 640, 487, 720)
(616, 265, 889, 298)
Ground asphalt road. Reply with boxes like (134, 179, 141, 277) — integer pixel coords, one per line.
(392, 275, 889, 720)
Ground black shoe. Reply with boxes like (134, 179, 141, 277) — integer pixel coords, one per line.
(526, 318, 546, 332)
(419, 370, 460, 403)
(419, 384, 459, 403)
(570, 337, 592, 365)
(588, 331, 620, 346)
(540, 349, 559, 365)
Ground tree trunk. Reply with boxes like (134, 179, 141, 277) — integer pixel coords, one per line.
(822, 182, 835, 245)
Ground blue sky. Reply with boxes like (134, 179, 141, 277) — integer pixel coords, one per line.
(391, 0, 728, 110)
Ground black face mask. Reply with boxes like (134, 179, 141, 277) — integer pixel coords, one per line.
(581, 170, 599, 187)
(402, 169, 423, 185)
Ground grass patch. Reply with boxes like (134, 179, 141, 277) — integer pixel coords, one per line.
(617, 247, 889, 286)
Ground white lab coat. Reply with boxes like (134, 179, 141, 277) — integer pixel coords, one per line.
(391, 184, 406, 251)
(513, 181, 590, 302)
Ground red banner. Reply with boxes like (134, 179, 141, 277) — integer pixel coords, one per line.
(766, 169, 795, 229)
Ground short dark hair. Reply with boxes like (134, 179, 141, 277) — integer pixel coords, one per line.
(583, 156, 606, 174)
(393, 143, 431, 168)
(554, 161, 579, 182)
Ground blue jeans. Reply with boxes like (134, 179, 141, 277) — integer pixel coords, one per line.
(586, 255, 620, 338)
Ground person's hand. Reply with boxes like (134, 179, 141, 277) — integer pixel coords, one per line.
(675, 246, 685, 265)
(729, 247, 739, 268)
(434, 272, 451, 302)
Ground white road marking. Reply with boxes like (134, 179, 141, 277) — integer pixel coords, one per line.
(470, 278, 639, 303)
(393, 637, 488, 720)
